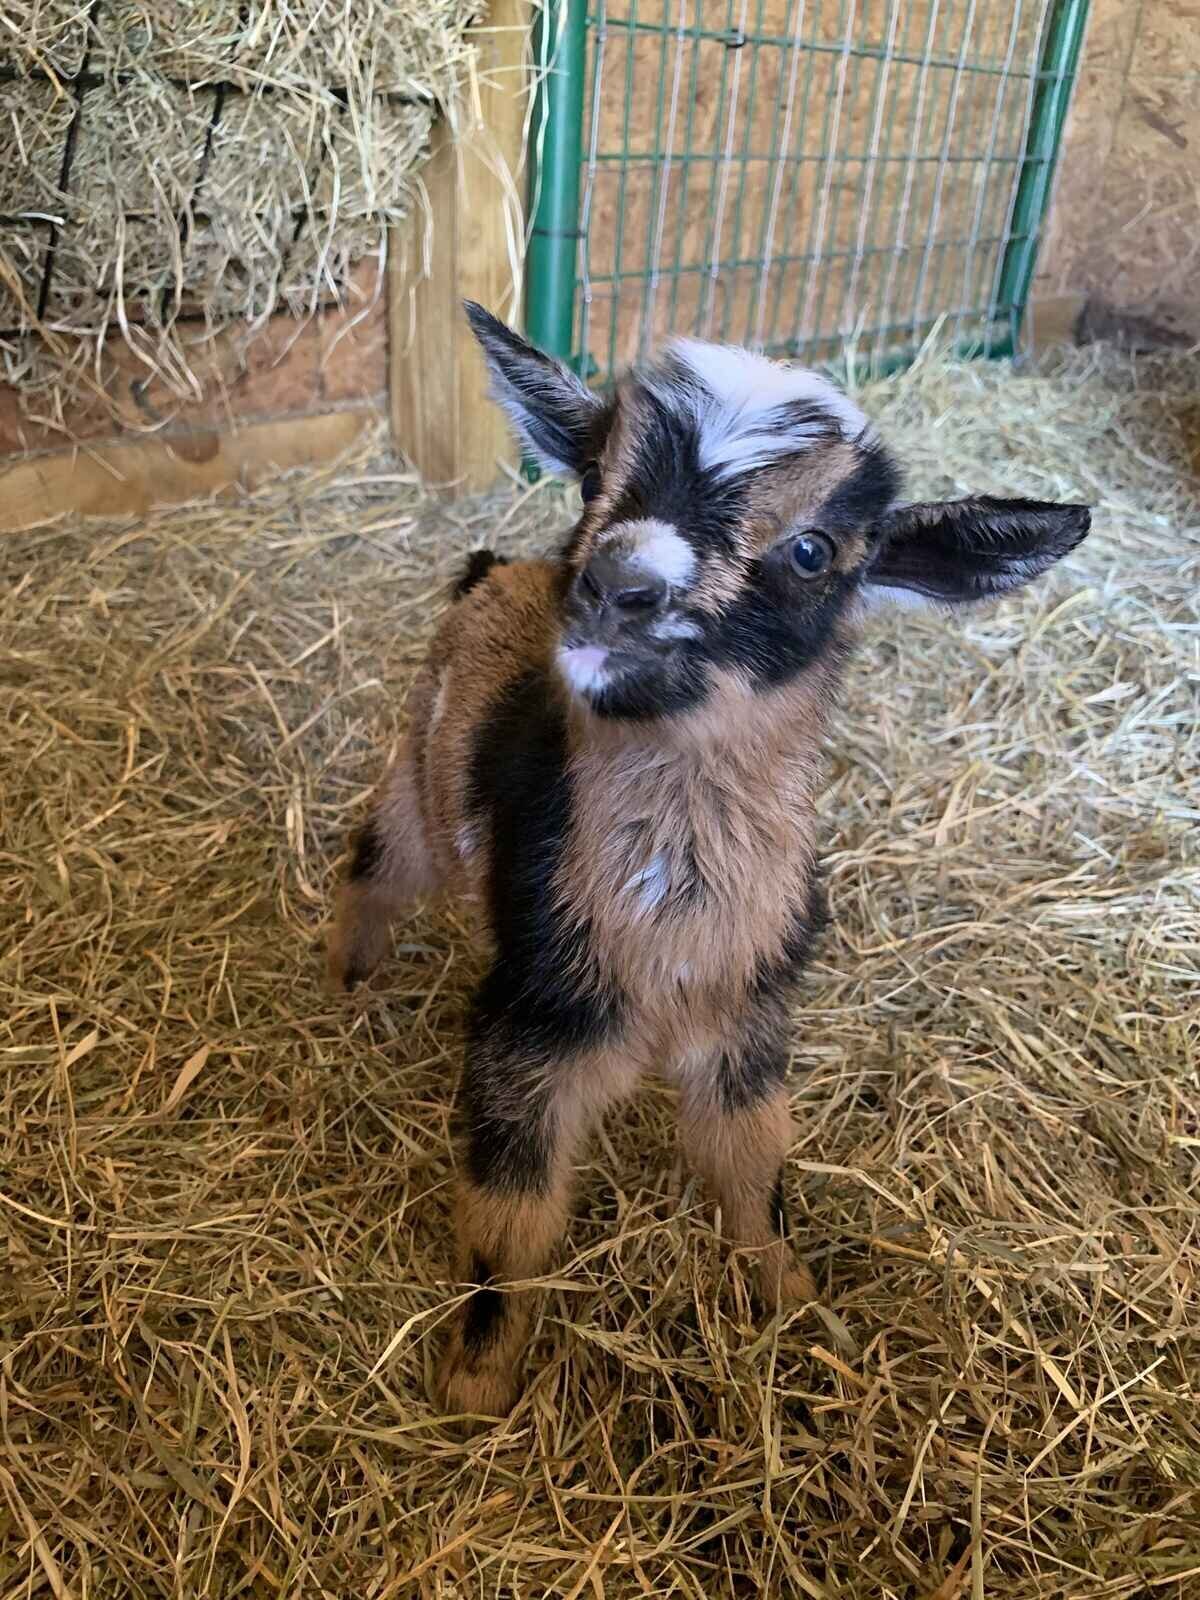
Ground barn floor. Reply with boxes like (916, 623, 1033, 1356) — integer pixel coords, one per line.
(2, 346, 1198, 1599)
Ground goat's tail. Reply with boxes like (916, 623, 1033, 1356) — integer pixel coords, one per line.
(454, 549, 507, 600)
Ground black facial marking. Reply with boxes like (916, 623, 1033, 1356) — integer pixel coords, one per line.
(465, 670, 623, 1188)
(819, 437, 902, 533)
(587, 650, 712, 723)
(702, 565, 858, 690)
(601, 382, 745, 561)
(349, 820, 383, 883)
(461, 1253, 505, 1354)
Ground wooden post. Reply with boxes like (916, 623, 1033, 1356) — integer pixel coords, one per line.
(388, 1, 529, 494)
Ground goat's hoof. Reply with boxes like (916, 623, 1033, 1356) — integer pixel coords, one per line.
(324, 934, 379, 995)
(759, 1258, 818, 1315)
(777, 1261, 818, 1307)
(435, 1352, 521, 1425)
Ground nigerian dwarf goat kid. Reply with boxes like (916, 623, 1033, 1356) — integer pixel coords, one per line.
(328, 303, 1090, 1416)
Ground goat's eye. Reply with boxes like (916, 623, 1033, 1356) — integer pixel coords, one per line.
(580, 464, 602, 503)
(789, 531, 835, 578)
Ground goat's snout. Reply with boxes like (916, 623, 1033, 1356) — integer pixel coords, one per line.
(573, 549, 668, 625)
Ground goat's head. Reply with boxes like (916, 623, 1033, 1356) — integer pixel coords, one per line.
(466, 303, 1091, 721)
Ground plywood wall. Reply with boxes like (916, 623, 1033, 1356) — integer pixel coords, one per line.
(1033, 0, 1200, 346)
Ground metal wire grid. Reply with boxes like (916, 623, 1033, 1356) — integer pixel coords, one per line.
(572, 0, 1076, 382)
(0, 5, 427, 343)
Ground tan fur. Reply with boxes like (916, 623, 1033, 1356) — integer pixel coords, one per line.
(325, 740, 440, 990)
(679, 1082, 816, 1307)
(437, 1043, 640, 1417)
(559, 658, 840, 1065)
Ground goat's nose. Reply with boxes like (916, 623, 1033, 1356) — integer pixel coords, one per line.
(578, 550, 668, 617)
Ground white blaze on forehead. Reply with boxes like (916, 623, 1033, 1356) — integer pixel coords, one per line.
(666, 337, 870, 481)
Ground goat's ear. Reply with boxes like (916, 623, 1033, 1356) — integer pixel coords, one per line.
(866, 495, 1091, 608)
(464, 301, 603, 477)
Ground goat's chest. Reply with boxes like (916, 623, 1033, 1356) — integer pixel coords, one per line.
(561, 742, 820, 1011)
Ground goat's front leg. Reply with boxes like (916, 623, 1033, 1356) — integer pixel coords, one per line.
(680, 1012, 817, 1311)
(326, 743, 440, 990)
(437, 1013, 637, 1419)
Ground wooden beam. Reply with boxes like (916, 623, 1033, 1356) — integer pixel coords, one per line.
(389, 1, 529, 495)
(0, 408, 373, 533)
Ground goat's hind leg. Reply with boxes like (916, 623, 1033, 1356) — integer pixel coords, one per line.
(326, 745, 440, 991)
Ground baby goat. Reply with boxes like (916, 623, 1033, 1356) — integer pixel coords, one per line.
(328, 304, 1090, 1416)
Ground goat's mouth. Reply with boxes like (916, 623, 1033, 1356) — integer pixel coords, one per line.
(557, 637, 679, 699)
(557, 641, 626, 697)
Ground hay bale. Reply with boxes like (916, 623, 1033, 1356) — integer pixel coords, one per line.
(0, 344, 1197, 1594)
(0, 0, 476, 430)
(0, 80, 74, 216)
(93, 0, 478, 98)
(199, 90, 434, 233)
(70, 80, 214, 218)
(0, 0, 90, 76)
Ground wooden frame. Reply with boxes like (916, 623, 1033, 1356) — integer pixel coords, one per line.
(388, 0, 529, 495)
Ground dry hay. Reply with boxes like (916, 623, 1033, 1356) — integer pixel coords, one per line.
(1, 344, 1198, 1596)
(0, 1, 481, 432)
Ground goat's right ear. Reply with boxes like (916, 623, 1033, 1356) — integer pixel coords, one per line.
(464, 301, 603, 478)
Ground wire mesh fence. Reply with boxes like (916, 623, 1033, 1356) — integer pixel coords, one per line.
(530, 0, 1089, 383)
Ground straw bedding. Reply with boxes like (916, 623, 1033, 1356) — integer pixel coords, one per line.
(1, 345, 1197, 1596)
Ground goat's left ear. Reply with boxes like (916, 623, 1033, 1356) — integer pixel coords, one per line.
(464, 301, 603, 478)
(866, 495, 1091, 607)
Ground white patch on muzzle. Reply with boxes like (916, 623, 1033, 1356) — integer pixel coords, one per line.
(629, 519, 696, 586)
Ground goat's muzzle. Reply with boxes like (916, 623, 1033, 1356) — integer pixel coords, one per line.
(569, 550, 668, 641)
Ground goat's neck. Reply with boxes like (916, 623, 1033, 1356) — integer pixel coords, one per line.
(571, 659, 842, 782)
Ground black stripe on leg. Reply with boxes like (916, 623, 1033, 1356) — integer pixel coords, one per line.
(461, 1252, 504, 1354)
(349, 819, 383, 882)
(770, 1168, 788, 1236)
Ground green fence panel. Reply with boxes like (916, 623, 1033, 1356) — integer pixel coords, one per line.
(526, 0, 1090, 383)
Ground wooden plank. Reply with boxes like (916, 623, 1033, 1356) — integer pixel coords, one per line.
(0, 408, 373, 533)
(389, 0, 529, 495)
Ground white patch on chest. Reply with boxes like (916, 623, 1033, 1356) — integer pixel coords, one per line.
(621, 852, 671, 918)
(456, 823, 479, 861)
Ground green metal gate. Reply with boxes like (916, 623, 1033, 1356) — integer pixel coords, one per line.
(526, 0, 1089, 383)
